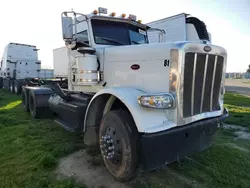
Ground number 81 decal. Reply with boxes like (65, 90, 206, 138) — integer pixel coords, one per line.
(164, 59, 170, 67)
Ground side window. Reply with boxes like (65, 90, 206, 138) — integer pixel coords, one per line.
(76, 21, 89, 44)
(129, 30, 147, 44)
(77, 30, 89, 44)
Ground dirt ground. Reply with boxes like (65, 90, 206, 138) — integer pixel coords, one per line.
(56, 150, 131, 188)
(225, 79, 250, 96)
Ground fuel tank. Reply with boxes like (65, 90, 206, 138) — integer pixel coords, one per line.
(48, 93, 93, 131)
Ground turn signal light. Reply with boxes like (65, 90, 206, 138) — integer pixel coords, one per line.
(93, 10, 98, 15)
(110, 12, 116, 17)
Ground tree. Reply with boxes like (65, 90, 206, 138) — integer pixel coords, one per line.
(247, 64, 250, 73)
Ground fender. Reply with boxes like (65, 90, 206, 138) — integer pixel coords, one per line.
(84, 87, 176, 133)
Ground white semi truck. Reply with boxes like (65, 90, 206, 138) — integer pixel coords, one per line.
(0, 43, 42, 93)
(0, 43, 65, 94)
(21, 8, 228, 181)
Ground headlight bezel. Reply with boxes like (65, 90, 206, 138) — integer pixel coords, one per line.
(138, 93, 176, 109)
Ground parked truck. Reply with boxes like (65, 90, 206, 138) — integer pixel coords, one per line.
(21, 8, 228, 181)
(0, 43, 42, 93)
(0, 43, 67, 94)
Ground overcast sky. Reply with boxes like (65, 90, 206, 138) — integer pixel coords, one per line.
(0, 0, 249, 72)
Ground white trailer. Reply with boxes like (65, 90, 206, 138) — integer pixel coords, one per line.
(39, 69, 54, 79)
(147, 13, 212, 43)
(22, 8, 229, 181)
(53, 47, 69, 78)
(0, 43, 41, 93)
(0, 43, 67, 94)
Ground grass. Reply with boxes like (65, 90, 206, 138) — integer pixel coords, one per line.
(224, 93, 250, 128)
(0, 90, 250, 188)
(0, 89, 86, 188)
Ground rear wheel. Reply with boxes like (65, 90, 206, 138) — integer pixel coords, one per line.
(28, 90, 51, 119)
(3, 78, 10, 90)
(14, 80, 22, 94)
(10, 80, 14, 93)
(22, 88, 29, 112)
(29, 90, 41, 118)
(0, 77, 3, 88)
(99, 110, 140, 181)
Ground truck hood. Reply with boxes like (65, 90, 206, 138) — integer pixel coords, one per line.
(102, 42, 177, 93)
(104, 42, 175, 62)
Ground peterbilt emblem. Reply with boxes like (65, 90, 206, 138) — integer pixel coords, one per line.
(131, 64, 140, 70)
(204, 46, 212, 52)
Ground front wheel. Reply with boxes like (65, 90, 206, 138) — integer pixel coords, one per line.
(99, 110, 140, 181)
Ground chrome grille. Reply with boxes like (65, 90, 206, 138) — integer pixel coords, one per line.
(183, 52, 224, 118)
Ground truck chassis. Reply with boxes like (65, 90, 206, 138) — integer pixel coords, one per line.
(20, 84, 228, 181)
(0, 77, 68, 94)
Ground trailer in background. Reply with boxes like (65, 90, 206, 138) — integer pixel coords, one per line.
(53, 47, 69, 78)
(147, 13, 212, 43)
(0, 43, 67, 94)
(39, 69, 54, 79)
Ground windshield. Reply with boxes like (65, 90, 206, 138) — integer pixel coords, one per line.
(91, 19, 148, 45)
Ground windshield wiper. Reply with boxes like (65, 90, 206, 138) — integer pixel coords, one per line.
(97, 37, 125, 45)
(131, 40, 140, 44)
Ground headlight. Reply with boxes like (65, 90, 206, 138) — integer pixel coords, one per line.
(138, 94, 175, 109)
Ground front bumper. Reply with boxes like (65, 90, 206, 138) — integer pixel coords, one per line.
(140, 108, 229, 171)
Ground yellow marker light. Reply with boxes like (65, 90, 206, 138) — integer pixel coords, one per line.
(110, 12, 116, 17)
(138, 20, 142, 23)
(149, 97, 155, 106)
(93, 10, 98, 15)
(121, 13, 126, 18)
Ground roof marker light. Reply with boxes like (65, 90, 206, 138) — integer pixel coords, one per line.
(110, 12, 116, 17)
(138, 20, 142, 23)
(93, 10, 98, 15)
(121, 13, 126, 18)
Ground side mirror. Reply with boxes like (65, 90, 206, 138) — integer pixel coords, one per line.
(158, 32, 166, 43)
(62, 16, 73, 40)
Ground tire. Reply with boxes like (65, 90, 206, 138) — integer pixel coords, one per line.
(28, 90, 50, 119)
(99, 110, 140, 181)
(22, 87, 29, 112)
(3, 79, 10, 90)
(29, 90, 40, 118)
(10, 79, 14, 93)
(0, 77, 3, 89)
(14, 80, 22, 94)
